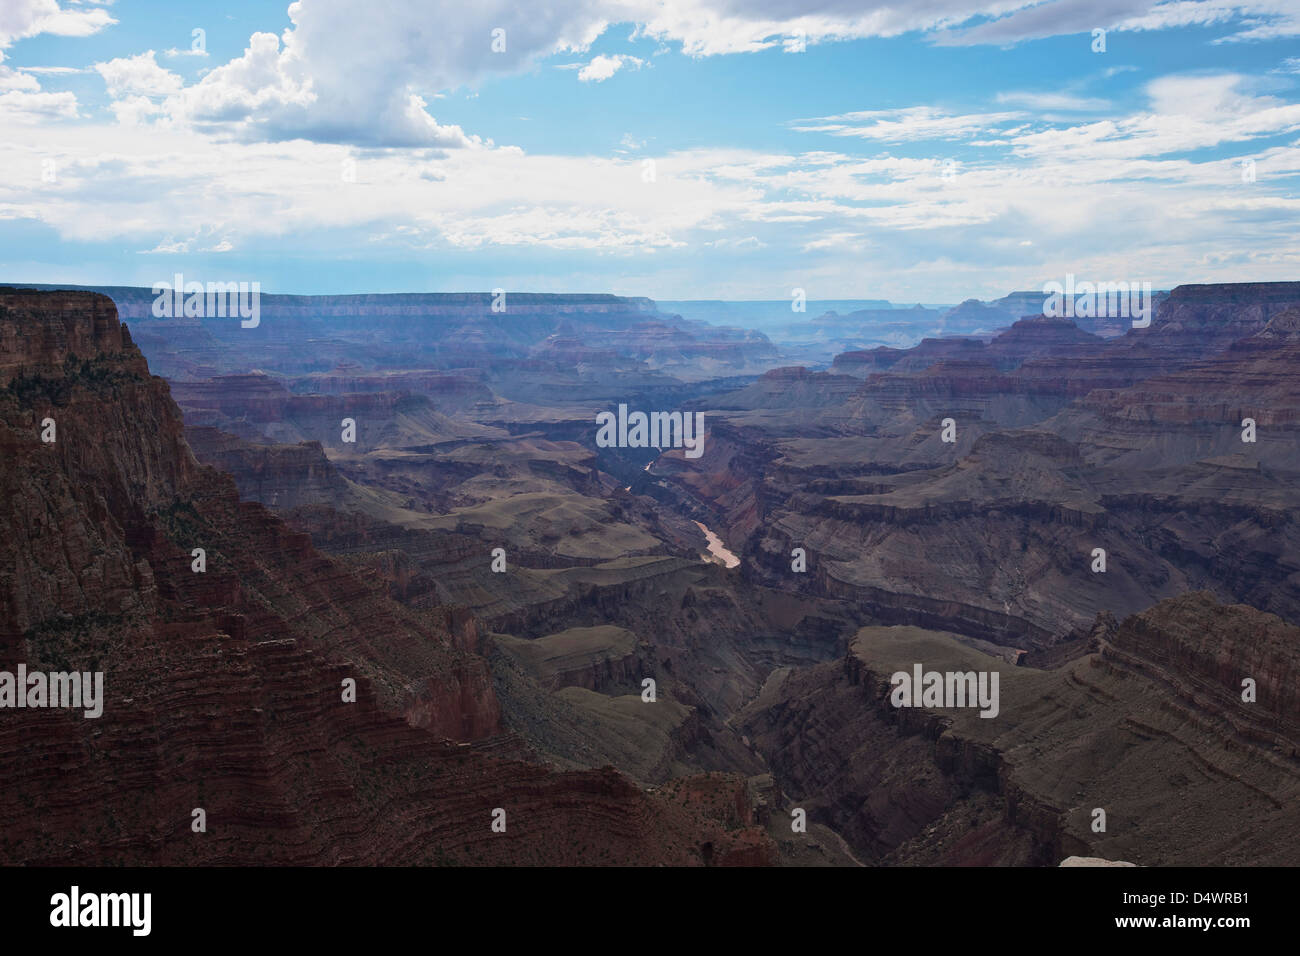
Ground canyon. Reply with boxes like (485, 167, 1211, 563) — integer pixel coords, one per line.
(2, 282, 1297, 866)
(0, 290, 775, 866)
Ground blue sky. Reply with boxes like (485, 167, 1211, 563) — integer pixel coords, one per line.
(2, 0, 1299, 300)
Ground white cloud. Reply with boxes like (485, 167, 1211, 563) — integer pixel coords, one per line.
(15, 65, 83, 74)
(0, 62, 78, 118)
(23, 0, 1297, 150)
(151, 0, 615, 147)
(577, 53, 644, 81)
(6, 107, 1300, 297)
(142, 237, 192, 255)
(0, 67, 39, 92)
(706, 235, 766, 249)
(0, 86, 77, 118)
(4, 2, 1178, 149)
(627, 1, 1299, 54)
(629, 1, 1032, 55)
(792, 107, 1024, 142)
(0, 0, 115, 120)
(1008, 74, 1300, 161)
(95, 51, 183, 97)
(106, 93, 163, 126)
(946, 1, 1300, 46)
(0, 0, 116, 47)
(162, 25, 480, 147)
(802, 231, 870, 252)
(8, 67, 1297, 279)
(995, 91, 1110, 111)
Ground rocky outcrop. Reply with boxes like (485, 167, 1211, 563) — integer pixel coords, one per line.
(184, 427, 355, 510)
(739, 594, 1300, 865)
(832, 336, 987, 377)
(290, 367, 494, 410)
(0, 289, 138, 378)
(495, 626, 640, 693)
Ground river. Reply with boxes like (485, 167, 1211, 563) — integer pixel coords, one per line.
(693, 520, 740, 568)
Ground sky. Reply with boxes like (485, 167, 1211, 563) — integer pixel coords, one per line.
(1, 0, 1299, 301)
